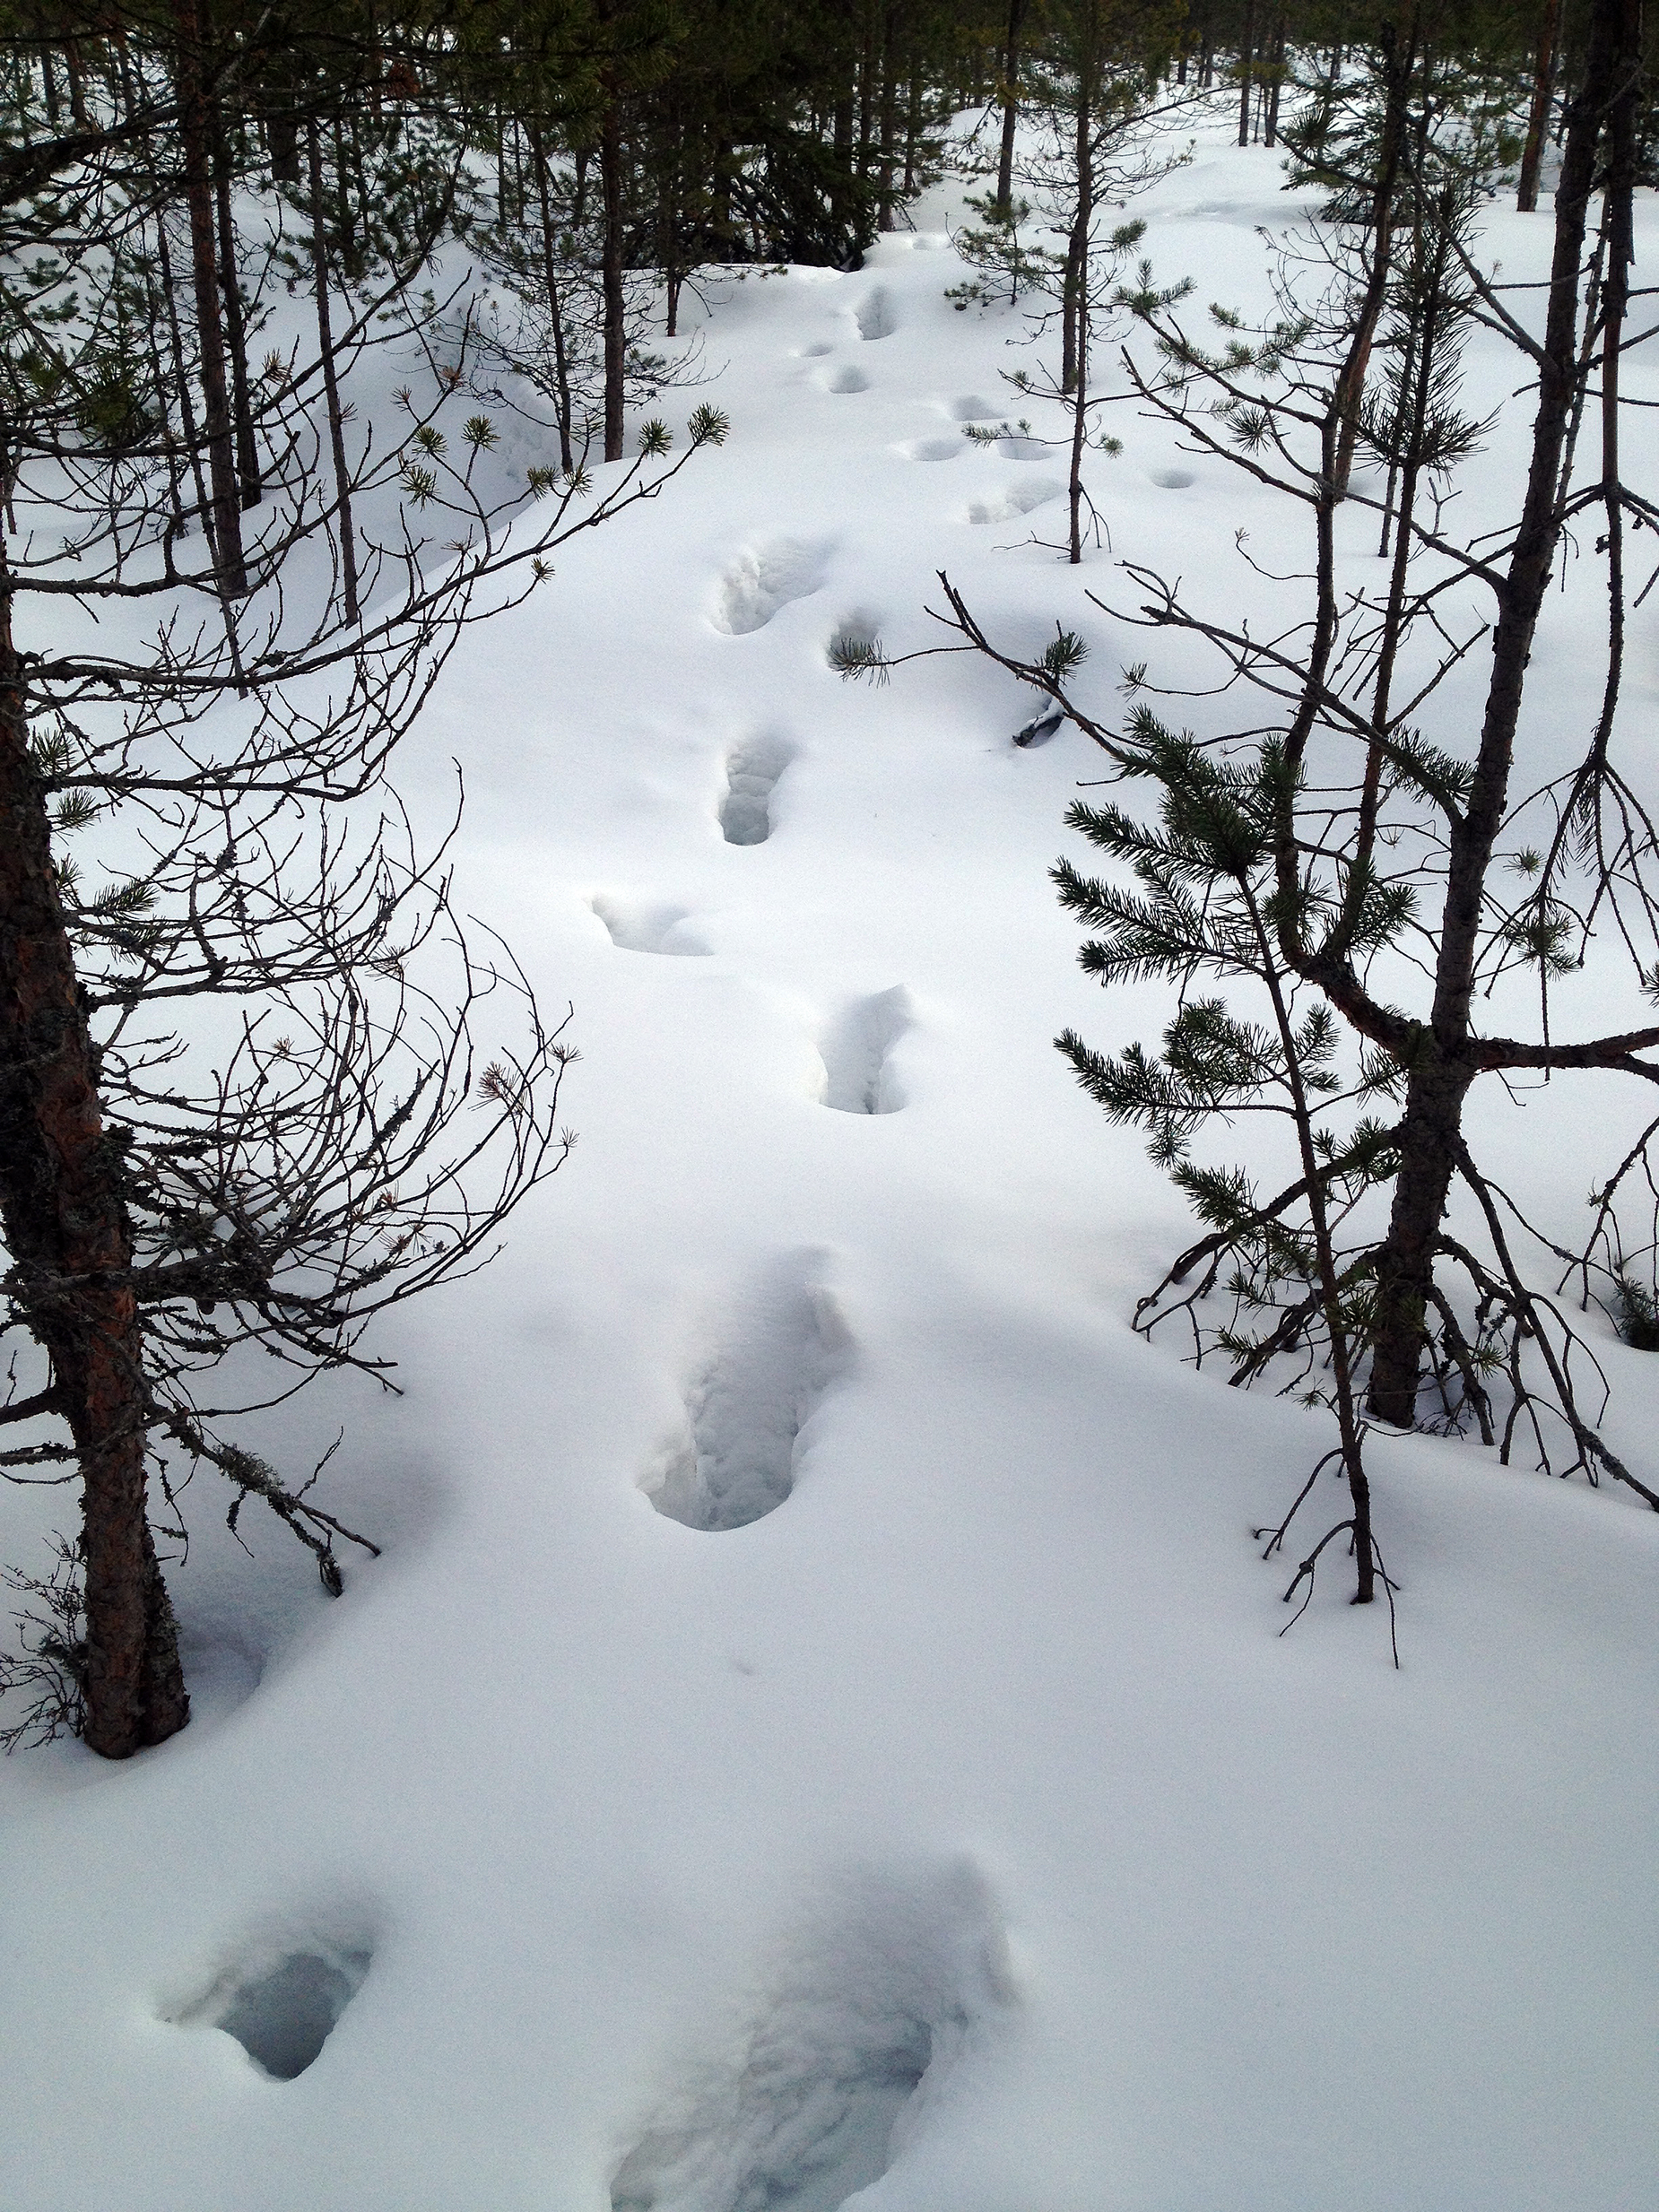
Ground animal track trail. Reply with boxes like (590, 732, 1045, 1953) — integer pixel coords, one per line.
(817, 989, 912, 1115)
(643, 1257, 853, 1532)
(853, 288, 897, 341)
(713, 542, 830, 636)
(895, 436, 961, 463)
(720, 735, 794, 846)
(592, 897, 712, 956)
(823, 366, 870, 395)
(611, 1861, 1012, 2212)
(944, 395, 996, 421)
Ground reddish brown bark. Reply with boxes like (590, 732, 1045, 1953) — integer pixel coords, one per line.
(0, 612, 187, 1758)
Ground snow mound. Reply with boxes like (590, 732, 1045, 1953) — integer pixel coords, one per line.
(852, 289, 897, 341)
(592, 896, 713, 956)
(611, 1860, 1012, 2212)
(644, 1257, 853, 1531)
(712, 542, 830, 636)
(720, 734, 795, 846)
(963, 478, 1063, 525)
(817, 989, 912, 1115)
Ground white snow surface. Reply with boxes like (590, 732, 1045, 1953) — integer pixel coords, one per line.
(4, 121, 1659, 2211)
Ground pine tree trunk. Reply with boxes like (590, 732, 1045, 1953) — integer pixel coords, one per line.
(173, 0, 246, 594)
(1237, 0, 1255, 146)
(1332, 10, 1419, 500)
(877, 5, 898, 230)
(600, 98, 626, 463)
(1517, 0, 1562, 212)
(1366, 0, 1630, 1424)
(1264, 15, 1286, 146)
(308, 123, 359, 622)
(529, 120, 576, 472)
(1067, 5, 1096, 562)
(213, 119, 261, 508)
(0, 594, 189, 1758)
(995, 0, 1026, 216)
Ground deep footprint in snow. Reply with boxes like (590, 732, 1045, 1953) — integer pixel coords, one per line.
(945, 395, 997, 421)
(1150, 467, 1196, 489)
(720, 735, 794, 846)
(713, 542, 830, 636)
(853, 288, 897, 340)
(643, 1257, 852, 1532)
(170, 1938, 372, 2080)
(592, 897, 712, 956)
(964, 479, 1063, 525)
(895, 436, 961, 463)
(611, 1862, 1012, 2212)
(817, 988, 912, 1115)
(824, 365, 871, 395)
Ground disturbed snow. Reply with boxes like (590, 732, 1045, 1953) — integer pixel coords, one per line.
(3, 114, 1658, 2212)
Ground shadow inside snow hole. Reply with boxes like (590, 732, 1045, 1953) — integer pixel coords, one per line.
(611, 1861, 1012, 2212)
(174, 1944, 371, 2079)
(643, 1259, 853, 1533)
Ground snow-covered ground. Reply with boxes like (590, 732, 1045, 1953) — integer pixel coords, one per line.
(4, 116, 1658, 2212)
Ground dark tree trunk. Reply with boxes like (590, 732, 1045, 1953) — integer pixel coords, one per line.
(876, 4, 899, 230)
(0, 605, 189, 1758)
(995, 0, 1027, 216)
(1367, 0, 1632, 1423)
(173, 0, 245, 594)
(529, 119, 576, 473)
(1237, 0, 1255, 145)
(1264, 14, 1286, 147)
(308, 122, 359, 622)
(213, 117, 261, 507)
(599, 98, 625, 463)
(1332, 13, 1419, 499)
(1517, 0, 1562, 212)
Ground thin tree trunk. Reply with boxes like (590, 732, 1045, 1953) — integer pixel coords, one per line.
(876, 3, 899, 229)
(213, 120, 261, 507)
(1238, 0, 1255, 145)
(0, 591, 190, 1757)
(1264, 14, 1286, 146)
(308, 121, 359, 623)
(528, 119, 576, 473)
(1067, 3, 1096, 561)
(173, 0, 245, 594)
(1367, 0, 1630, 1423)
(995, 0, 1027, 217)
(1517, 0, 1562, 211)
(1332, 9, 1420, 499)
(599, 97, 626, 463)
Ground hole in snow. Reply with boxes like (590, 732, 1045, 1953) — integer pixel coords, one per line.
(854, 288, 897, 341)
(964, 479, 1063, 525)
(712, 542, 830, 636)
(895, 436, 961, 462)
(946, 395, 996, 421)
(825, 365, 870, 394)
(996, 435, 1048, 461)
(720, 734, 794, 846)
(798, 343, 834, 358)
(1150, 468, 1195, 489)
(591, 897, 712, 956)
(817, 987, 912, 1115)
(611, 1861, 1012, 2212)
(173, 1942, 371, 2081)
(642, 1258, 852, 1532)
